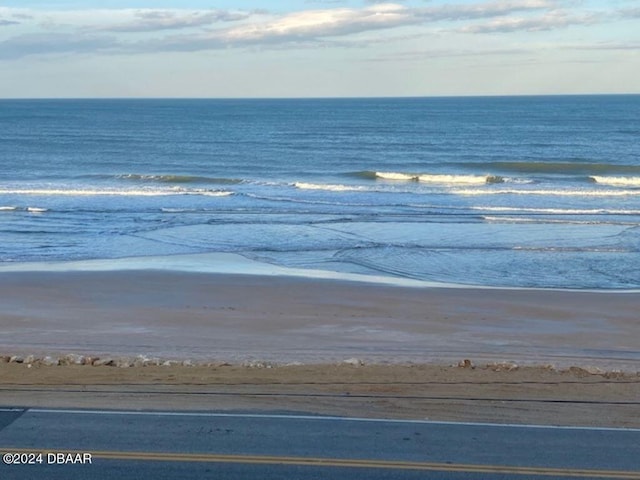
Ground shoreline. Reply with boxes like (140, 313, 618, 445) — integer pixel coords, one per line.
(2, 252, 639, 293)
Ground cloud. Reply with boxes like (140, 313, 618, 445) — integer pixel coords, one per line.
(0, 33, 116, 60)
(0, 19, 20, 27)
(419, 0, 555, 22)
(96, 9, 253, 33)
(620, 7, 640, 18)
(459, 10, 599, 33)
(570, 42, 640, 51)
(169, 1, 554, 47)
(219, 4, 415, 43)
(365, 46, 532, 62)
(0, 1, 627, 60)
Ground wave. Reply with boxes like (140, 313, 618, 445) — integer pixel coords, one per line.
(114, 174, 242, 185)
(474, 206, 640, 215)
(462, 161, 640, 175)
(482, 216, 624, 225)
(27, 207, 48, 213)
(161, 208, 197, 213)
(589, 176, 640, 187)
(0, 206, 17, 211)
(294, 182, 370, 192)
(375, 172, 418, 181)
(0, 188, 233, 197)
(194, 190, 234, 197)
(356, 171, 506, 185)
(418, 174, 504, 185)
(452, 188, 640, 197)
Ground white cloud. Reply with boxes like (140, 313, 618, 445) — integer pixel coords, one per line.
(0, 33, 116, 60)
(95, 9, 254, 33)
(221, 4, 413, 43)
(459, 10, 600, 33)
(0, 1, 631, 60)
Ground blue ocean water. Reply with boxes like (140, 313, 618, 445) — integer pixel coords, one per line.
(1, 96, 639, 289)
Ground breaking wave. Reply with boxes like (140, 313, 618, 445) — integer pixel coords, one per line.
(356, 171, 505, 184)
(417, 174, 504, 185)
(294, 182, 370, 192)
(77, 173, 242, 185)
(456, 161, 640, 175)
(375, 172, 418, 181)
(0, 188, 234, 197)
(589, 176, 640, 187)
(452, 188, 640, 197)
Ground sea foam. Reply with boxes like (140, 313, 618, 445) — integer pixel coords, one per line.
(0, 188, 233, 197)
(375, 172, 504, 184)
(590, 176, 640, 187)
(418, 174, 504, 185)
(452, 188, 640, 197)
(294, 182, 369, 192)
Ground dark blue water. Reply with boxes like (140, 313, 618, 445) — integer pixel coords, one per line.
(1, 96, 639, 288)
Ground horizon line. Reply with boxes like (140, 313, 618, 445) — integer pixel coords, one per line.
(1, 93, 639, 101)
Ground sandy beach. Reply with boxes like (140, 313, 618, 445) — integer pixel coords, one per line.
(1, 270, 638, 427)
(1, 270, 639, 367)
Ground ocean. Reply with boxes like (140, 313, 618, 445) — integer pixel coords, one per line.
(1, 95, 639, 289)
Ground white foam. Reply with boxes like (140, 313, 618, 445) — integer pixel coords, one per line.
(375, 172, 417, 181)
(0, 206, 17, 211)
(27, 207, 48, 213)
(194, 190, 233, 197)
(294, 182, 367, 192)
(590, 176, 640, 187)
(161, 208, 195, 213)
(474, 206, 640, 215)
(0, 188, 233, 197)
(418, 174, 501, 185)
(453, 188, 640, 197)
(482, 216, 607, 225)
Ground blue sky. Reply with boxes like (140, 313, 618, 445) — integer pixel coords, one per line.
(0, 0, 638, 97)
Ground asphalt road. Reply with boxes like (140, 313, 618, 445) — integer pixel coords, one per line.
(0, 408, 639, 479)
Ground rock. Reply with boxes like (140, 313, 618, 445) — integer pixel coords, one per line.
(60, 354, 85, 366)
(9, 355, 24, 364)
(133, 355, 158, 367)
(92, 357, 115, 367)
(569, 366, 604, 376)
(24, 355, 36, 365)
(457, 359, 474, 369)
(181, 360, 194, 367)
(342, 358, 365, 367)
(0, 356, 11, 363)
(205, 361, 231, 368)
(583, 365, 605, 375)
(115, 358, 132, 368)
(487, 362, 519, 372)
(161, 360, 178, 367)
(41, 356, 59, 366)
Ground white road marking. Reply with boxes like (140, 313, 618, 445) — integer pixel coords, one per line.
(2, 408, 637, 432)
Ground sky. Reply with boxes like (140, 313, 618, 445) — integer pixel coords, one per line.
(0, 0, 638, 98)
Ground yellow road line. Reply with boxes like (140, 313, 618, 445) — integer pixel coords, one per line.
(3, 448, 639, 478)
